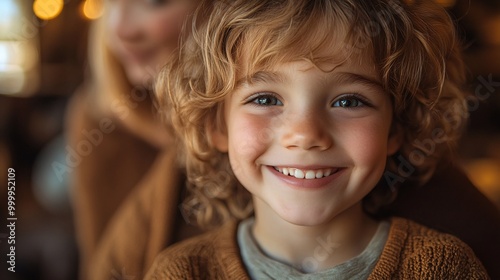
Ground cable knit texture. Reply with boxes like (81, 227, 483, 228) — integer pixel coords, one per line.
(145, 217, 489, 279)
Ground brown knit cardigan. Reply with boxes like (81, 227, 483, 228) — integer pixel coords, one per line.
(145, 217, 489, 279)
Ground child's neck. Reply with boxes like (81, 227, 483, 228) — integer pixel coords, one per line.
(251, 200, 379, 273)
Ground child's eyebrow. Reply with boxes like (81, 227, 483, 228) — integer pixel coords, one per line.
(235, 71, 288, 89)
(234, 70, 384, 92)
(333, 72, 385, 92)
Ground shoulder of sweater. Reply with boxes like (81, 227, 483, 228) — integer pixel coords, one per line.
(392, 217, 479, 251)
(386, 217, 490, 279)
(144, 220, 241, 279)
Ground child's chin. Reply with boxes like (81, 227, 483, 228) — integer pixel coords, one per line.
(277, 209, 337, 227)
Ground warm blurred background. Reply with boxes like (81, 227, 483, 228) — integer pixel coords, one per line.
(0, 0, 498, 279)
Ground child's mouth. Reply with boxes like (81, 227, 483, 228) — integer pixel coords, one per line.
(273, 167, 339, 179)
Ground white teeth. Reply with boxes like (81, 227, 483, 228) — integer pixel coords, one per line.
(275, 167, 335, 179)
(305, 170, 315, 179)
(294, 169, 305, 179)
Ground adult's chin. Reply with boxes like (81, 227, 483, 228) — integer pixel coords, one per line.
(123, 63, 156, 88)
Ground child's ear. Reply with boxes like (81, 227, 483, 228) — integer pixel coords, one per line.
(209, 128, 228, 152)
(387, 122, 403, 156)
(206, 119, 228, 153)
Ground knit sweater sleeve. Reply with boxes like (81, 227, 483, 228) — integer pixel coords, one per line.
(447, 243, 490, 279)
(408, 235, 489, 279)
(144, 221, 250, 280)
(144, 233, 215, 280)
(371, 218, 490, 279)
(145, 251, 202, 279)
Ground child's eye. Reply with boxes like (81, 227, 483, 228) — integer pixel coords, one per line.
(249, 94, 283, 106)
(332, 95, 368, 108)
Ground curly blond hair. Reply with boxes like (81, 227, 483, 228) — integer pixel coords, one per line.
(156, 0, 469, 228)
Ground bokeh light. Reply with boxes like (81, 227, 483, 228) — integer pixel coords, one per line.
(33, 0, 64, 20)
(0, 1, 40, 96)
(465, 159, 500, 205)
(81, 0, 104, 20)
(0, 0, 21, 38)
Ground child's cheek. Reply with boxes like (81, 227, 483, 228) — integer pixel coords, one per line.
(227, 113, 273, 174)
(343, 117, 390, 175)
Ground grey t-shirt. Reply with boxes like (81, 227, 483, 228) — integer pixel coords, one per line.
(237, 218, 390, 280)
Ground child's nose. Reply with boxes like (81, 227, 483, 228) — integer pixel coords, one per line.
(279, 112, 332, 151)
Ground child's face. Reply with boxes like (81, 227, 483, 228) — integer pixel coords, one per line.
(212, 52, 401, 226)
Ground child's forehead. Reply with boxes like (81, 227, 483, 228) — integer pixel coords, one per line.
(237, 40, 378, 83)
(235, 17, 378, 79)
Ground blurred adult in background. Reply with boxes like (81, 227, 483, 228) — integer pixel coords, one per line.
(66, 0, 500, 279)
(66, 0, 201, 279)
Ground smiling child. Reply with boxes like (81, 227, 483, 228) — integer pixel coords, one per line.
(147, 0, 489, 279)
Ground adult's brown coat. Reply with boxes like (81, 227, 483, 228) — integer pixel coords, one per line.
(67, 84, 199, 280)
